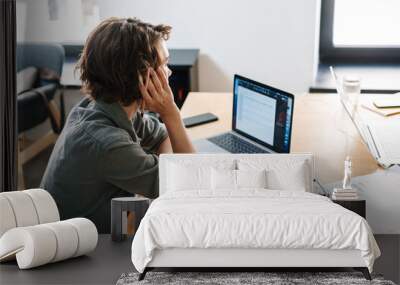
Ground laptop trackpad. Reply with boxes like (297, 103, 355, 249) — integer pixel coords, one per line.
(193, 139, 229, 153)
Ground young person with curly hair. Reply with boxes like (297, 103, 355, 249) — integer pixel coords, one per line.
(41, 18, 195, 233)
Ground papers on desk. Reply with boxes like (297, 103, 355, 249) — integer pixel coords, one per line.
(361, 100, 400, 117)
(361, 93, 400, 117)
(367, 120, 400, 164)
(373, 95, 400, 108)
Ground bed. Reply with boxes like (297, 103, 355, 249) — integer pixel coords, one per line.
(131, 154, 380, 280)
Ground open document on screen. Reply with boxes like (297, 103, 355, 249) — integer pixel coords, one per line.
(236, 85, 277, 145)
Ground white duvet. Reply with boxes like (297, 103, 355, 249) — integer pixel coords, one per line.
(131, 190, 380, 273)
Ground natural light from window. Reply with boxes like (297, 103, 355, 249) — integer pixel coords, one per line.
(333, 0, 400, 47)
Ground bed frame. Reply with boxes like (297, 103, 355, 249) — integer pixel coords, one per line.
(139, 154, 372, 281)
(139, 248, 371, 280)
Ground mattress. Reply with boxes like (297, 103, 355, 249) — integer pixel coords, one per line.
(131, 190, 380, 273)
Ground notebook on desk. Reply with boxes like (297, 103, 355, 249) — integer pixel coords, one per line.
(373, 96, 400, 108)
(194, 74, 294, 154)
(361, 99, 400, 117)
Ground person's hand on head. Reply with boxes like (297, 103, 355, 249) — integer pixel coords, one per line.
(139, 67, 179, 121)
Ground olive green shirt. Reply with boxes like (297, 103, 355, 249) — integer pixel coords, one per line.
(41, 97, 168, 233)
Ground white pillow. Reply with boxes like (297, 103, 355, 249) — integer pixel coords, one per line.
(238, 159, 310, 192)
(211, 169, 268, 190)
(17, 67, 38, 95)
(236, 169, 268, 189)
(266, 162, 307, 191)
(165, 159, 236, 192)
(211, 169, 236, 190)
(167, 163, 212, 191)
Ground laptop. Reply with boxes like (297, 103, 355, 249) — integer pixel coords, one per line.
(330, 66, 400, 166)
(194, 74, 294, 154)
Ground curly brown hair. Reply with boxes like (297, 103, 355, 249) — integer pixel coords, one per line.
(76, 17, 171, 106)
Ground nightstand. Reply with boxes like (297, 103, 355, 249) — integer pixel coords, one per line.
(111, 197, 150, 242)
(332, 199, 366, 218)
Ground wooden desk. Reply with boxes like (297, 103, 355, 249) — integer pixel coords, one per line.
(181, 92, 380, 184)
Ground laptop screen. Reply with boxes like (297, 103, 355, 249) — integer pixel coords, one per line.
(232, 74, 294, 153)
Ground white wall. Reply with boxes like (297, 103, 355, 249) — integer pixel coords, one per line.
(17, 0, 320, 93)
(18, 0, 100, 43)
(16, 1, 28, 42)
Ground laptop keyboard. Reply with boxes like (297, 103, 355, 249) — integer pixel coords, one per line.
(208, 133, 269, 154)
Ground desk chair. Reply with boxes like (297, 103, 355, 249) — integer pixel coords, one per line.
(16, 43, 65, 189)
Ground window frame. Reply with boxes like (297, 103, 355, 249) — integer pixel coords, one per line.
(319, 0, 400, 63)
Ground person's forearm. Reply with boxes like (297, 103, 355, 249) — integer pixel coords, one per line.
(162, 110, 196, 153)
(140, 67, 195, 154)
(157, 137, 173, 154)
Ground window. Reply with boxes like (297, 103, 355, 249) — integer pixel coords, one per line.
(320, 0, 400, 63)
(333, 0, 400, 48)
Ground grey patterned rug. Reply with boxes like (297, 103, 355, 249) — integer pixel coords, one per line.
(116, 271, 396, 285)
